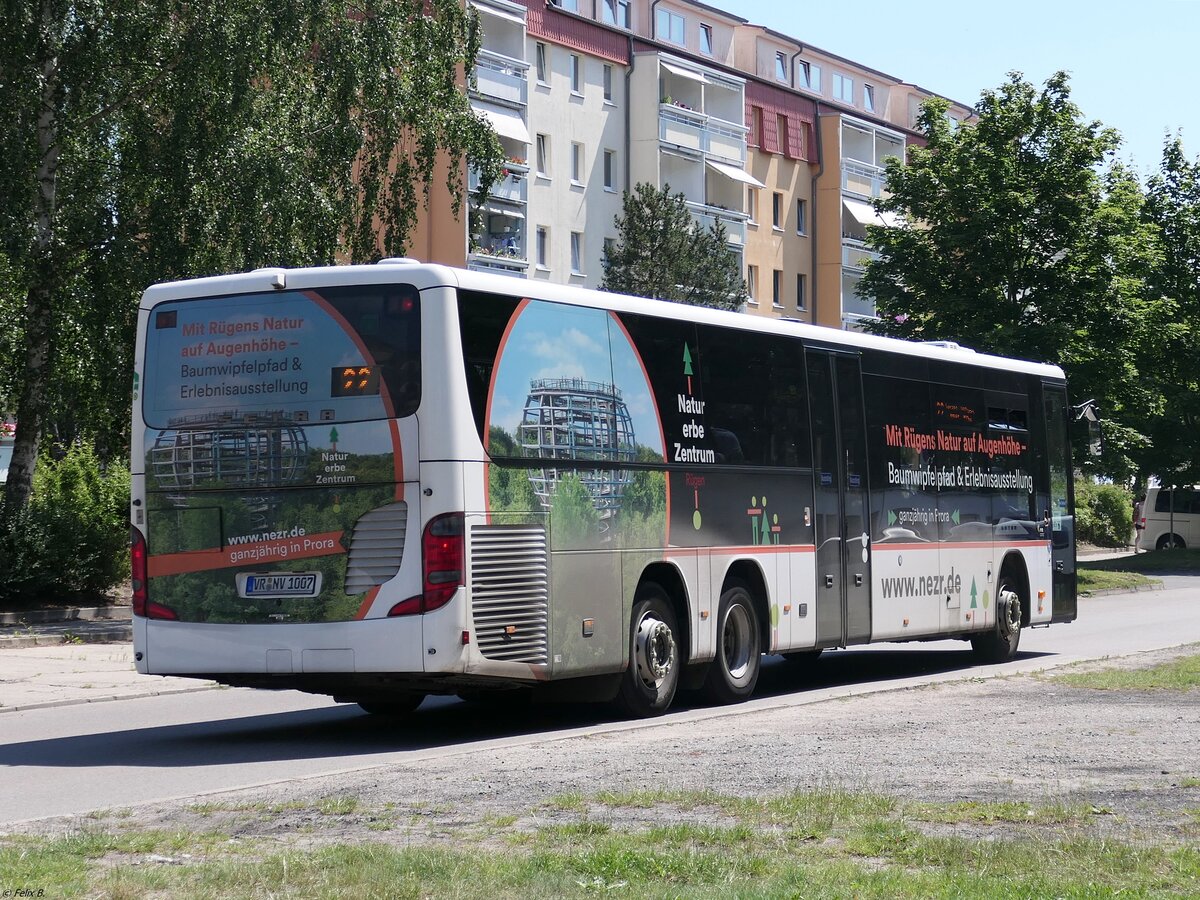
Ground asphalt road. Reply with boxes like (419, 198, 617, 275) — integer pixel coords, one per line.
(1, 579, 1196, 827)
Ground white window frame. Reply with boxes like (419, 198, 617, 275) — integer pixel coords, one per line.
(775, 52, 787, 83)
(796, 273, 806, 310)
(603, 64, 613, 103)
(746, 188, 758, 225)
(569, 54, 582, 95)
(808, 63, 822, 93)
(746, 264, 758, 304)
(772, 269, 783, 308)
(570, 231, 584, 274)
(864, 84, 875, 112)
(535, 42, 549, 85)
(699, 23, 713, 56)
(602, 0, 630, 28)
(536, 133, 550, 179)
(656, 8, 684, 45)
(551, 0, 579, 11)
(571, 141, 584, 186)
(536, 226, 549, 270)
(834, 73, 854, 104)
(796, 198, 807, 236)
(603, 149, 616, 191)
(772, 192, 783, 230)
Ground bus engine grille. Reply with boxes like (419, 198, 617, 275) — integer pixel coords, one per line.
(469, 524, 549, 665)
(344, 501, 409, 595)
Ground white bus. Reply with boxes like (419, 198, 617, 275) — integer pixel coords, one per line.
(130, 262, 1077, 717)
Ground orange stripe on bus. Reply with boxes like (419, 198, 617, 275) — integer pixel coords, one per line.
(148, 530, 345, 578)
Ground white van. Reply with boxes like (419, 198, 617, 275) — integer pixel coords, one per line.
(1138, 487, 1198, 550)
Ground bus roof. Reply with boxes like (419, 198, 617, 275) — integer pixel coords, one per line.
(141, 261, 1067, 382)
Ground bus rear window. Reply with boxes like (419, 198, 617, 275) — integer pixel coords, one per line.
(142, 284, 420, 428)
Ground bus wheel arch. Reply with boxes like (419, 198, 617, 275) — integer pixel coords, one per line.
(971, 553, 1028, 663)
(703, 562, 767, 704)
(615, 567, 688, 717)
(1156, 533, 1186, 551)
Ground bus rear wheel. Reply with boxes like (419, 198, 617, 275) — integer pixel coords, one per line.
(971, 577, 1022, 663)
(616, 584, 680, 718)
(703, 580, 761, 704)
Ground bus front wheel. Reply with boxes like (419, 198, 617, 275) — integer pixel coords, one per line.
(703, 580, 761, 704)
(971, 577, 1022, 663)
(616, 584, 680, 718)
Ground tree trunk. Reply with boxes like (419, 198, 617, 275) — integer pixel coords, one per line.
(2, 36, 60, 522)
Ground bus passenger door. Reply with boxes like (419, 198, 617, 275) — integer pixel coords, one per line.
(1043, 385, 1077, 622)
(807, 350, 872, 647)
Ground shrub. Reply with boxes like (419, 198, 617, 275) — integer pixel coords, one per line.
(1074, 479, 1133, 548)
(0, 445, 129, 605)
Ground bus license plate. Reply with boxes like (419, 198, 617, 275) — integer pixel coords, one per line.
(237, 572, 322, 599)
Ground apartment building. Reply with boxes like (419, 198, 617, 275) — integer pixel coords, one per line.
(446, 0, 971, 327)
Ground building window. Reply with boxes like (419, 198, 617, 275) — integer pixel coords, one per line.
(603, 64, 613, 102)
(796, 273, 807, 310)
(656, 8, 684, 45)
(536, 226, 549, 269)
(535, 42, 548, 85)
(775, 52, 787, 83)
(777, 114, 790, 157)
(746, 188, 757, 224)
(700, 23, 713, 56)
(570, 232, 583, 274)
(797, 60, 811, 89)
(550, 0, 579, 11)
(750, 106, 763, 148)
(864, 84, 876, 112)
(772, 192, 783, 230)
(806, 63, 822, 93)
(834, 73, 854, 103)
(772, 269, 783, 307)
(602, 0, 630, 28)
(569, 54, 581, 94)
(603, 236, 616, 260)
(571, 142, 584, 184)
(746, 265, 758, 303)
(536, 133, 550, 177)
(945, 113, 960, 130)
(603, 149, 615, 190)
(796, 198, 807, 235)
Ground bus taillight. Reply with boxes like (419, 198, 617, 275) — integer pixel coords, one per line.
(131, 526, 148, 617)
(389, 512, 465, 617)
(130, 525, 179, 620)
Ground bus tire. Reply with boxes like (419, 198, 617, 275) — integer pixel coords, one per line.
(971, 576, 1022, 663)
(703, 580, 761, 704)
(357, 693, 425, 717)
(616, 583, 680, 718)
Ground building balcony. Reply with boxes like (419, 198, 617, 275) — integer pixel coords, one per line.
(842, 238, 880, 271)
(468, 252, 529, 277)
(687, 201, 747, 246)
(469, 163, 528, 206)
(659, 104, 747, 165)
(842, 159, 889, 200)
(471, 49, 528, 108)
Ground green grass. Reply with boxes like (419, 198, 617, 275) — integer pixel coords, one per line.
(1077, 567, 1159, 595)
(1050, 652, 1200, 691)
(6, 789, 1199, 898)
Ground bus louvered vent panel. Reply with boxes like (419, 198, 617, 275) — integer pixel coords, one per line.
(344, 502, 408, 595)
(470, 525, 549, 665)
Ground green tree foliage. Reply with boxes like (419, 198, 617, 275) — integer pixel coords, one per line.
(548, 473, 600, 550)
(1074, 479, 1133, 548)
(0, 0, 504, 515)
(1140, 138, 1200, 486)
(0, 445, 130, 602)
(859, 72, 1158, 479)
(601, 182, 746, 311)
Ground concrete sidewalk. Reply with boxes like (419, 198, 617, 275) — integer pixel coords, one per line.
(0, 606, 218, 713)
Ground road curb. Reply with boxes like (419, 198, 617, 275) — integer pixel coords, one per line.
(1081, 582, 1166, 598)
(0, 606, 133, 626)
(0, 683, 220, 714)
(0, 626, 133, 649)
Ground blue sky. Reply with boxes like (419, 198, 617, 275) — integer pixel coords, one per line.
(733, 0, 1198, 179)
(488, 301, 664, 455)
